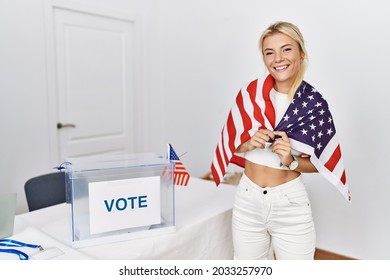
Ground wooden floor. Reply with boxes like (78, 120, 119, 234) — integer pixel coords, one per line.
(314, 248, 355, 260)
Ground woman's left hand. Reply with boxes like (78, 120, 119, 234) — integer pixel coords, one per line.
(271, 131, 293, 167)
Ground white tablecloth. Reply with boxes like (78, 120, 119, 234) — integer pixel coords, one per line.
(4, 178, 236, 260)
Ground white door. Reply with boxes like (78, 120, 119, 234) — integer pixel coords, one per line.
(47, 5, 141, 161)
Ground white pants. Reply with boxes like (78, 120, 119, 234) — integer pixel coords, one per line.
(232, 173, 316, 260)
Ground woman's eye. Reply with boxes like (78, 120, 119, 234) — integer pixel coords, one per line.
(264, 51, 273, 56)
(283, 48, 292, 52)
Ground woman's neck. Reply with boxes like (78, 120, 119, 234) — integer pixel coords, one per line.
(274, 81, 292, 94)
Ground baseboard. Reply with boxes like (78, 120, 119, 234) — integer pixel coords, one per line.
(314, 248, 355, 260)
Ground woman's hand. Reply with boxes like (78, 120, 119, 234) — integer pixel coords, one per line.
(236, 129, 275, 153)
(271, 131, 293, 166)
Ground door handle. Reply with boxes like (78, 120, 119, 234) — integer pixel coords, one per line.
(57, 123, 76, 129)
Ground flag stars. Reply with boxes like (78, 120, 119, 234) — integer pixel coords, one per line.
(319, 109, 325, 115)
(327, 128, 334, 135)
(311, 135, 316, 142)
(293, 108, 299, 115)
(319, 119, 325, 126)
(301, 128, 308, 135)
(283, 114, 290, 122)
(328, 117, 333, 123)
(318, 131, 323, 138)
(307, 95, 314, 100)
(317, 142, 323, 150)
(315, 102, 322, 107)
(310, 123, 316, 130)
(297, 91, 302, 98)
(309, 115, 315, 121)
(302, 101, 308, 108)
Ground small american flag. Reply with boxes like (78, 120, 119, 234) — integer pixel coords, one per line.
(168, 144, 190, 186)
(211, 75, 350, 201)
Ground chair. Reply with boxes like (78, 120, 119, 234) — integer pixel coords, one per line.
(24, 172, 66, 211)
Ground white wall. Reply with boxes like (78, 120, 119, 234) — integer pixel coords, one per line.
(1, 0, 389, 259)
(1, 0, 52, 213)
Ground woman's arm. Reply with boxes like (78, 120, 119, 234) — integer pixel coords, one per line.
(290, 155, 318, 173)
(272, 131, 318, 173)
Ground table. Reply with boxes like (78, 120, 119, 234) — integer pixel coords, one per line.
(3, 178, 236, 260)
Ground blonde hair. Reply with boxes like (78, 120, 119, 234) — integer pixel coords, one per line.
(259, 21, 308, 99)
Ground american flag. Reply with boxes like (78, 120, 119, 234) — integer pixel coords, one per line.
(211, 75, 350, 201)
(168, 144, 190, 186)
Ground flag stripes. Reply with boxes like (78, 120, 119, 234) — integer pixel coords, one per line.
(211, 75, 350, 201)
(168, 144, 190, 186)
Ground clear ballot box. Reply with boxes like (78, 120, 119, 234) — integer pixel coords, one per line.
(64, 153, 175, 248)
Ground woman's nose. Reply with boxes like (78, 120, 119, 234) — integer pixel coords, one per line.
(274, 52, 284, 62)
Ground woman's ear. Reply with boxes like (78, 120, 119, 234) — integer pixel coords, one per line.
(300, 53, 305, 63)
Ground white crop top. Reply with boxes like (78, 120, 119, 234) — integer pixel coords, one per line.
(244, 88, 301, 169)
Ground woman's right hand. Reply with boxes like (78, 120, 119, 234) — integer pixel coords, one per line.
(236, 129, 275, 153)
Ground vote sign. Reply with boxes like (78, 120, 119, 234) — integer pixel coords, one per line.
(88, 176, 161, 234)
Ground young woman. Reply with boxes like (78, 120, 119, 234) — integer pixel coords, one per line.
(211, 21, 349, 260)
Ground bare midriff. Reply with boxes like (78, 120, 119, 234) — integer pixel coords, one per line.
(244, 160, 300, 188)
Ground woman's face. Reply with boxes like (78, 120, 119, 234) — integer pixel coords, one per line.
(262, 32, 304, 93)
